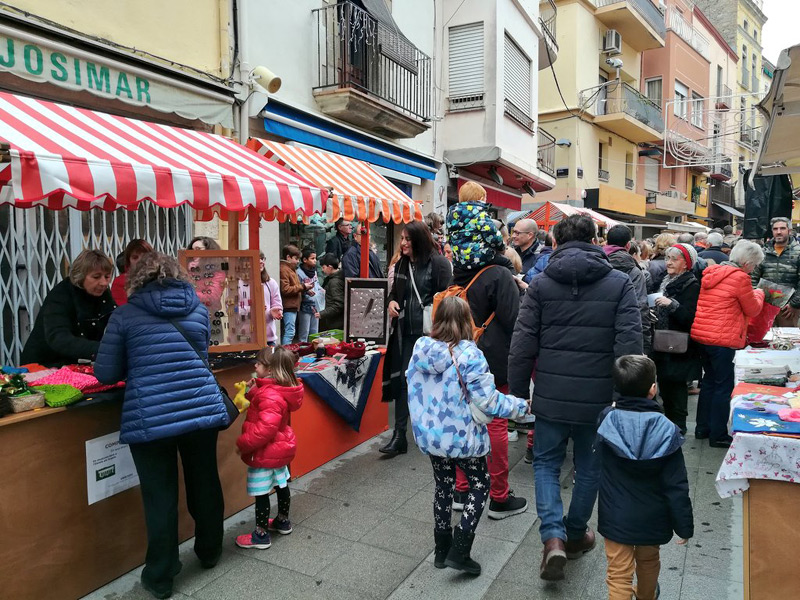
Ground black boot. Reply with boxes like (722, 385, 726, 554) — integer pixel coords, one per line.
(434, 528, 452, 569)
(444, 527, 481, 575)
(378, 429, 407, 456)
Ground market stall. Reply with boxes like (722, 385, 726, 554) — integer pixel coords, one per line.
(714, 330, 800, 600)
(0, 90, 394, 599)
(514, 200, 621, 233)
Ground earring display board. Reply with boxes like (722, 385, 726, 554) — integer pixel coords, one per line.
(344, 278, 389, 345)
(178, 249, 266, 353)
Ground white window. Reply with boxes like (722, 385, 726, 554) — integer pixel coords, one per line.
(503, 33, 532, 128)
(674, 81, 688, 120)
(644, 157, 660, 192)
(646, 78, 663, 108)
(691, 94, 704, 129)
(448, 23, 485, 107)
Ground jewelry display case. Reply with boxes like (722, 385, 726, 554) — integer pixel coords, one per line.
(178, 249, 266, 353)
(343, 278, 390, 345)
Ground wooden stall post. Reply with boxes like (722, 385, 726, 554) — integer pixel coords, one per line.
(248, 207, 260, 251)
(227, 213, 239, 250)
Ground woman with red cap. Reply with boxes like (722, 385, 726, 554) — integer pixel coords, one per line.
(652, 243, 700, 434)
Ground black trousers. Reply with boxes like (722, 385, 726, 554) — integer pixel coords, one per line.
(129, 428, 224, 593)
(430, 455, 490, 534)
(659, 379, 689, 433)
(393, 333, 420, 432)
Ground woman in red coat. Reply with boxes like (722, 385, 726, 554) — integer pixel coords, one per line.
(236, 347, 303, 550)
(691, 240, 765, 447)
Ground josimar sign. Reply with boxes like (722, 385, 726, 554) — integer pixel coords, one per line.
(0, 31, 234, 127)
(0, 36, 151, 103)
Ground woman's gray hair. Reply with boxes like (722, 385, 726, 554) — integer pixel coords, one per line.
(664, 246, 684, 261)
(729, 239, 764, 269)
(69, 249, 113, 287)
(126, 252, 189, 294)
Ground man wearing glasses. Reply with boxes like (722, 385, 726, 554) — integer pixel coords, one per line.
(512, 219, 542, 275)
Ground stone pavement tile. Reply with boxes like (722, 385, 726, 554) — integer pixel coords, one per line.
(682, 539, 742, 583)
(389, 535, 518, 600)
(81, 573, 194, 600)
(302, 498, 388, 542)
(315, 541, 421, 599)
(679, 574, 743, 600)
(337, 479, 421, 511)
(285, 490, 343, 524)
(368, 461, 435, 490)
(693, 504, 743, 548)
(359, 514, 436, 561)
(395, 487, 435, 524)
(192, 558, 371, 600)
(230, 523, 354, 577)
(475, 486, 538, 543)
(173, 548, 249, 596)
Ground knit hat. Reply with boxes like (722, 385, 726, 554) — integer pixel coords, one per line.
(671, 243, 697, 269)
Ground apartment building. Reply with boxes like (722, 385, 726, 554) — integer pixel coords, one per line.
(537, 0, 666, 226)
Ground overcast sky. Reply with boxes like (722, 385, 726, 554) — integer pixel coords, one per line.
(761, 0, 800, 65)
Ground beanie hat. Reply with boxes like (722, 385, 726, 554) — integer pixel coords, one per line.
(671, 243, 697, 269)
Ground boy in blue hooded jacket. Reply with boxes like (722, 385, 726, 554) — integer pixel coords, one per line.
(597, 356, 694, 600)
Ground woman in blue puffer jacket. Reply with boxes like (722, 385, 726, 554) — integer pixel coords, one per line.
(95, 252, 229, 599)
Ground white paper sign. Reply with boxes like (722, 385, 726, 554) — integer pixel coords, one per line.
(647, 293, 663, 307)
(85, 431, 140, 505)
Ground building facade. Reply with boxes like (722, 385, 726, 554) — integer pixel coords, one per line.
(0, 0, 235, 364)
(537, 0, 667, 227)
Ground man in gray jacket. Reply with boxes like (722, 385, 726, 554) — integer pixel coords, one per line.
(751, 216, 800, 326)
(604, 225, 651, 353)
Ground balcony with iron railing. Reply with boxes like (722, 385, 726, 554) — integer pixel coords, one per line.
(537, 127, 556, 178)
(667, 8, 710, 61)
(538, 0, 559, 70)
(709, 155, 733, 181)
(582, 80, 664, 143)
(312, 1, 432, 139)
(715, 84, 732, 110)
(591, 0, 666, 51)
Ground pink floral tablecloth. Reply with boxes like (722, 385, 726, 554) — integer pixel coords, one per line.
(716, 432, 800, 498)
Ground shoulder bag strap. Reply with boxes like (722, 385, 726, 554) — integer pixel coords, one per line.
(169, 318, 215, 375)
(409, 265, 425, 307)
(464, 265, 498, 329)
(448, 346, 469, 401)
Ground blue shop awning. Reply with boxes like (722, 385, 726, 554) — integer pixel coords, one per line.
(262, 101, 437, 181)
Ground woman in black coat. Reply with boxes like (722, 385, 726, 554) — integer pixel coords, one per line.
(380, 221, 451, 457)
(652, 244, 700, 434)
(20, 249, 116, 367)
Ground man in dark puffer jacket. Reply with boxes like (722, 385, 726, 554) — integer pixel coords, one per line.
(508, 214, 642, 582)
(750, 216, 800, 326)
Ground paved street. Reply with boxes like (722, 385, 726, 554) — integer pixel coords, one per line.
(85, 394, 743, 600)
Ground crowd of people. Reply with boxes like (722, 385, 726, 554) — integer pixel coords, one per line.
(17, 182, 798, 598)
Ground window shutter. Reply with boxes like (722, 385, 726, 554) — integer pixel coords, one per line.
(644, 157, 660, 192)
(448, 23, 484, 99)
(503, 34, 531, 116)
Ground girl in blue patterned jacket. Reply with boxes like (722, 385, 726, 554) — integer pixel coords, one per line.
(406, 296, 529, 577)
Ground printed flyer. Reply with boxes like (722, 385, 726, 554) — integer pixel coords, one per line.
(85, 431, 139, 505)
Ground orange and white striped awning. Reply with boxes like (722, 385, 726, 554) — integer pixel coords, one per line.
(249, 138, 422, 223)
(0, 91, 327, 220)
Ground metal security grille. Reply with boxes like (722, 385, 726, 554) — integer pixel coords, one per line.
(0, 204, 192, 366)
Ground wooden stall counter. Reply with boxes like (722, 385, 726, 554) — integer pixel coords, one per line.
(0, 360, 386, 600)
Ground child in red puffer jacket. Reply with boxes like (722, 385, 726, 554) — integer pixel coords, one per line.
(235, 346, 303, 550)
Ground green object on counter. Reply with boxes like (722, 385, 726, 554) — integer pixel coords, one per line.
(310, 329, 344, 342)
(35, 384, 83, 407)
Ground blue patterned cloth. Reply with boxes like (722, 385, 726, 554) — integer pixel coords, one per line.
(447, 201, 504, 270)
(247, 465, 290, 496)
(731, 407, 800, 436)
(406, 337, 527, 458)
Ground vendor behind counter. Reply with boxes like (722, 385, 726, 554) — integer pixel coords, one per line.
(20, 249, 116, 367)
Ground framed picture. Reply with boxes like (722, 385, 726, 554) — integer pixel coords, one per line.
(344, 278, 390, 345)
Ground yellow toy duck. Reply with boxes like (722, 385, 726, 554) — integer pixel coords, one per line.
(232, 381, 250, 412)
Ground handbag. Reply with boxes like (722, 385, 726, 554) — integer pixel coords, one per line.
(409, 265, 433, 335)
(449, 346, 492, 425)
(169, 318, 239, 429)
(653, 329, 689, 354)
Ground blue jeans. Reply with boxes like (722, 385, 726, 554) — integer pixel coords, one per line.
(533, 417, 600, 543)
(296, 311, 319, 342)
(281, 311, 297, 345)
(696, 345, 736, 442)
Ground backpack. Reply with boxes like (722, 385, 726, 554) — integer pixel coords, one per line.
(432, 265, 497, 342)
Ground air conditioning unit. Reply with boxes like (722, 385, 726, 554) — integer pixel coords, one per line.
(603, 30, 622, 55)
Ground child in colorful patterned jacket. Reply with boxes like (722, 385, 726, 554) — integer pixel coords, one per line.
(406, 296, 529, 577)
(235, 346, 303, 550)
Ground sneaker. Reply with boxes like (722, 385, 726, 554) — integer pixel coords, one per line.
(488, 491, 528, 520)
(268, 517, 293, 535)
(507, 429, 519, 442)
(452, 490, 466, 511)
(235, 529, 271, 549)
(524, 447, 533, 463)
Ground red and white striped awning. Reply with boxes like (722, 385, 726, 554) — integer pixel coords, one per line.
(523, 201, 621, 231)
(249, 138, 422, 223)
(0, 91, 327, 220)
